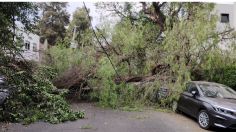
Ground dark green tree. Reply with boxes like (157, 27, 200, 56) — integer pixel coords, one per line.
(38, 2, 70, 45)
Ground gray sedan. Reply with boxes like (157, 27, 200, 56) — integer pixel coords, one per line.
(177, 81, 236, 130)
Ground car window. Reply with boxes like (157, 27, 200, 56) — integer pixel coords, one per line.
(199, 84, 236, 98)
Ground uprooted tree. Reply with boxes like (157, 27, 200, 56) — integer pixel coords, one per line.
(48, 2, 236, 108)
(22, 2, 235, 111)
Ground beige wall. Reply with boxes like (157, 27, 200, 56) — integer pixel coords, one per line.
(214, 3, 236, 50)
(215, 4, 235, 31)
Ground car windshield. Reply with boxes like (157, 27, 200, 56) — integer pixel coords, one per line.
(199, 83, 236, 99)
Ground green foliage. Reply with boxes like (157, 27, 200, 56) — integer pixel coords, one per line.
(0, 2, 85, 124)
(87, 3, 236, 112)
(92, 57, 117, 108)
(111, 19, 159, 75)
(189, 45, 236, 90)
(90, 57, 138, 109)
(27, 2, 236, 114)
(96, 80, 138, 109)
(210, 65, 236, 89)
(47, 44, 82, 74)
(0, 66, 84, 124)
(47, 41, 96, 76)
(153, 3, 219, 108)
(89, 3, 222, 110)
(36, 65, 58, 81)
(38, 2, 70, 45)
(66, 7, 94, 48)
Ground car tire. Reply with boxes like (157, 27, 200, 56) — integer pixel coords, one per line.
(198, 110, 212, 130)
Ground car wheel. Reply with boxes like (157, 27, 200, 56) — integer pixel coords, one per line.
(198, 110, 211, 129)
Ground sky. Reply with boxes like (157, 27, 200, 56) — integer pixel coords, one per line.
(67, 2, 235, 28)
(67, 2, 100, 27)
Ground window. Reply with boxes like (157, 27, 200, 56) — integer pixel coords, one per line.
(25, 41, 30, 50)
(221, 13, 229, 23)
(33, 43, 37, 52)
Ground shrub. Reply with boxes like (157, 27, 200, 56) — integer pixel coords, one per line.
(0, 65, 84, 124)
(206, 65, 236, 90)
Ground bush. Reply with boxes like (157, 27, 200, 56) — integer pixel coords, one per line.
(206, 65, 236, 90)
(0, 65, 84, 124)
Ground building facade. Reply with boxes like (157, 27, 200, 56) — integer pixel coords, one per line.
(19, 31, 40, 62)
(214, 3, 236, 50)
(215, 3, 236, 30)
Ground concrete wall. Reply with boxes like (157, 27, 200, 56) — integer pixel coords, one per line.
(17, 30, 40, 62)
(215, 4, 235, 30)
(214, 3, 236, 50)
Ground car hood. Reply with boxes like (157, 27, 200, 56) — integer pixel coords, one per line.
(204, 97, 236, 111)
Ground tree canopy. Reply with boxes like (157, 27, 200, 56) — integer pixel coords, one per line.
(66, 7, 93, 48)
(38, 2, 70, 45)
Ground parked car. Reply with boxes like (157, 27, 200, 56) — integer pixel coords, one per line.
(177, 81, 236, 130)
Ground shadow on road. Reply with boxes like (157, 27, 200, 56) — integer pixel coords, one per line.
(177, 112, 235, 132)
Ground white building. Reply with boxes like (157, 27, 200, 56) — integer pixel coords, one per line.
(215, 3, 236, 30)
(214, 3, 236, 50)
(15, 22, 40, 62)
(19, 31, 40, 62)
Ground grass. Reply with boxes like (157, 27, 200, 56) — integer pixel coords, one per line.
(130, 115, 149, 120)
(155, 108, 173, 113)
(120, 106, 143, 112)
(80, 124, 93, 129)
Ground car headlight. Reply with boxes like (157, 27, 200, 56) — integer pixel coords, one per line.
(213, 106, 235, 116)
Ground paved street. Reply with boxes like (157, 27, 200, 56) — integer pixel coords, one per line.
(1, 103, 232, 132)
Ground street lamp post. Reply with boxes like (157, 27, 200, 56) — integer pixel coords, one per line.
(70, 25, 79, 49)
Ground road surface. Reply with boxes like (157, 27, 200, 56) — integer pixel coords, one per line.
(0, 102, 232, 132)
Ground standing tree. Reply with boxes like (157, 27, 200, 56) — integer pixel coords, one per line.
(38, 2, 70, 45)
(66, 7, 93, 48)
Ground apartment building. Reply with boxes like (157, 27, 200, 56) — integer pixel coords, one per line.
(19, 31, 40, 62)
(215, 3, 236, 30)
(213, 3, 236, 50)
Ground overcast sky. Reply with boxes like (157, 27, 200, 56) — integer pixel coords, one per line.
(67, 2, 235, 28)
(67, 2, 100, 27)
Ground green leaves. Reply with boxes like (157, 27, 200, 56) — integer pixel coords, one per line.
(38, 2, 70, 45)
(0, 66, 84, 124)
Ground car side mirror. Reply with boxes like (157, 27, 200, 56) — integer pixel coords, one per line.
(191, 90, 197, 96)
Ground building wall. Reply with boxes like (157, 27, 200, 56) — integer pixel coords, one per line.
(215, 4, 235, 30)
(214, 3, 236, 50)
(38, 39, 48, 64)
(17, 30, 40, 62)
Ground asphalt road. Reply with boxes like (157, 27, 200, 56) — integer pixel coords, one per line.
(0, 103, 232, 132)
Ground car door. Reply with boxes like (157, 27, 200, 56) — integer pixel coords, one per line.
(179, 83, 201, 117)
(178, 83, 191, 113)
(185, 83, 201, 118)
